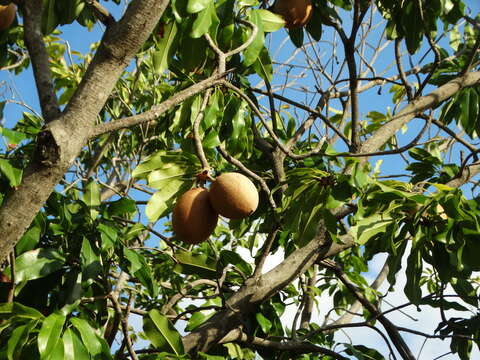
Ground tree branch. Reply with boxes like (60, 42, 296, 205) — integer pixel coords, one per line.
(90, 75, 227, 138)
(182, 221, 352, 353)
(0, 0, 171, 265)
(319, 259, 415, 360)
(21, 0, 60, 122)
(219, 329, 349, 360)
(360, 71, 480, 155)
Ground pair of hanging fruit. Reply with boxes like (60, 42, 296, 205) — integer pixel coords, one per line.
(172, 173, 259, 244)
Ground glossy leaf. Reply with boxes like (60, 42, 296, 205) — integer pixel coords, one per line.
(7, 321, 38, 360)
(62, 328, 90, 360)
(153, 22, 178, 73)
(174, 250, 217, 279)
(0, 159, 22, 187)
(15, 248, 65, 283)
(350, 214, 393, 245)
(143, 309, 185, 355)
(69, 318, 103, 358)
(187, 0, 211, 14)
(145, 178, 186, 221)
(38, 312, 66, 359)
(255, 9, 285, 32)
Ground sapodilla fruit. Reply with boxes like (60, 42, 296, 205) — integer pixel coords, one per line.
(0, 4, 16, 31)
(208, 172, 259, 219)
(272, 0, 313, 29)
(172, 187, 218, 244)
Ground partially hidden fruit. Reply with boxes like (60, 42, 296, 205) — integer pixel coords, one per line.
(272, 0, 313, 29)
(0, 4, 16, 31)
(172, 187, 218, 244)
(208, 172, 259, 219)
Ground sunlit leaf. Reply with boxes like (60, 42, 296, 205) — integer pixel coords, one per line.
(143, 309, 185, 355)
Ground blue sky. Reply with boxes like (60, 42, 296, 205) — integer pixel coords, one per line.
(1, 1, 480, 358)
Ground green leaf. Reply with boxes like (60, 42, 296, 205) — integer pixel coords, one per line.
(174, 250, 217, 279)
(218, 250, 252, 276)
(123, 247, 145, 274)
(15, 248, 65, 282)
(0, 302, 44, 320)
(203, 130, 221, 148)
(147, 164, 188, 189)
(48, 338, 65, 359)
(404, 243, 423, 305)
(451, 278, 478, 307)
(80, 237, 102, 281)
(252, 47, 273, 83)
(134, 263, 158, 298)
(255, 9, 285, 32)
(16, 224, 41, 254)
(82, 180, 100, 207)
(0, 127, 28, 145)
(190, 2, 215, 38)
(344, 343, 385, 360)
(0, 159, 23, 187)
(98, 223, 118, 250)
(7, 321, 38, 360)
(153, 22, 178, 73)
(69, 318, 103, 358)
(187, 0, 211, 14)
(38, 312, 66, 359)
(255, 312, 272, 334)
(143, 309, 185, 355)
(243, 10, 265, 66)
(62, 328, 90, 360)
(107, 198, 137, 216)
(185, 298, 221, 331)
(145, 179, 186, 221)
(350, 214, 393, 245)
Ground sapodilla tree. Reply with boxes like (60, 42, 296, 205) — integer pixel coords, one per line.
(0, 0, 479, 360)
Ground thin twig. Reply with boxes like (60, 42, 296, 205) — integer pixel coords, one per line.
(319, 259, 415, 360)
(109, 294, 138, 360)
(193, 89, 213, 171)
(253, 228, 279, 278)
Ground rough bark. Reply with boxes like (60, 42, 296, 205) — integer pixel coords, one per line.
(360, 71, 480, 154)
(0, 0, 171, 264)
(183, 224, 345, 352)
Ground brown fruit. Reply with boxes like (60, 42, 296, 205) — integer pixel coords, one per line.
(172, 188, 218, 244)
(208, 172, 259, 219)
(0, 272, 10, 283)
(272, 0, 313, 29)
(0, 4, 16, 31)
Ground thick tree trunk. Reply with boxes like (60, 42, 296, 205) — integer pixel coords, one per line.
(0, 0, 170, 264)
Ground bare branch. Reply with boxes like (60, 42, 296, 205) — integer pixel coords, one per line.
(319, 259, 415, 360)
(360, 71, 480, 155)
(109, 294, 138, 360)
(220, 329, 349, 360)
(193, 89, 213, 171)
(21, 0, 60, 122)
(90, 75, 227, 138)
